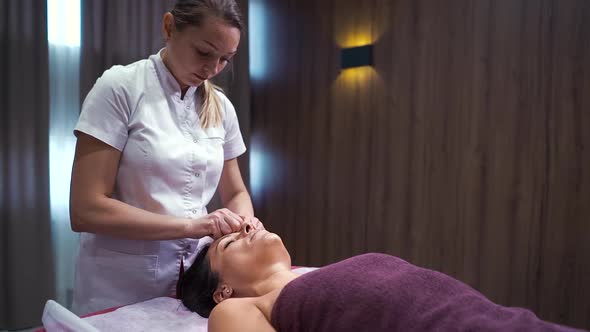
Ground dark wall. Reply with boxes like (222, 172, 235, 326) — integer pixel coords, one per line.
(250, 0, 590, 329)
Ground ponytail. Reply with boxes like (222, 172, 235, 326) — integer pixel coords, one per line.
(199, 80, 223, 128)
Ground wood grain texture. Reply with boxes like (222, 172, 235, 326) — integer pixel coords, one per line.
(249, 0, 590, 328)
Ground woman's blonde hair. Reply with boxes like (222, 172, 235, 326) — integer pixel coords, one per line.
(199, 81, 223, 128)
(171, 0, 243, 128)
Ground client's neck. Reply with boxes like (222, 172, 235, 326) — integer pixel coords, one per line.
(248, 268, 301, 297)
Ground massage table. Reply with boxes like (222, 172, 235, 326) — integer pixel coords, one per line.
(38, 267, 318, 332)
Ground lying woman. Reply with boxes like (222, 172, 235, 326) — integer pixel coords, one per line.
(178, 222, 585, 332)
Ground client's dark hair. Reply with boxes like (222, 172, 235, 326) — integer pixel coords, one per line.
(178, 244, 220, 317)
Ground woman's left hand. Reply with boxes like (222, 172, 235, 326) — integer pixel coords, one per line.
(241, 215, 265, 230)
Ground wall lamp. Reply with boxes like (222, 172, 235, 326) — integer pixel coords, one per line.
(340, 44, 373, 69)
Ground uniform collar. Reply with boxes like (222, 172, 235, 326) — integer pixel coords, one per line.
(152, 48, 198, 100)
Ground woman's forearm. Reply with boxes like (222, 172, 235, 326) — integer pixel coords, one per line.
(70, 195, 212, 240)
(223, 190, 254, 217)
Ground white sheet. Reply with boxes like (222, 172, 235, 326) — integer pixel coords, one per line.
(42, 267, 318, 332)
(84, 297, 207, 332)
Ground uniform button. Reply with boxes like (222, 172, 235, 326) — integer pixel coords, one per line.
(195, 172, 200, 178)
(185, 105, 191, 110)
(192, 209, 197, 214)
(193, 138, 198, 143)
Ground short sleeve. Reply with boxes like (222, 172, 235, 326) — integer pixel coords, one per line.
(74, 66, 132, 151)
(220, 92, 247, 160)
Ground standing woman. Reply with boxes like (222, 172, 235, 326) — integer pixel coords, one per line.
(69, 0, 260, 315)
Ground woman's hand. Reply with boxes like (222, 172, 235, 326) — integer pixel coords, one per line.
(241, 215, 265, 230)
(206, 208, 245, 239)
(189, 209, 265, 239)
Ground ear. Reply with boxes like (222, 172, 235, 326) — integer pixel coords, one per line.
(162, 12, 175, 41)
(213, 284, 234, 304)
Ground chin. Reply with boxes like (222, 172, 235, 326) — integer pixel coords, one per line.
(264, 232, 281, 240)
(178, 76, 197, 87)
(264, 232, 287, 246)
(255, 232, 287, 250)
(265, 234, 290, 257)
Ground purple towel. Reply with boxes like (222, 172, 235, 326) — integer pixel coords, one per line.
(271, 253, 586, 332)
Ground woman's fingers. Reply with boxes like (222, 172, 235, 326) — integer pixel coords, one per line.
(208, 210, 265, 238)
(218, 208, 243, 232)
(208, 209, 242, 238)
(240, 215, 265, 230)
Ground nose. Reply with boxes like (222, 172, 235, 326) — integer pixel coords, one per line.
(240, 222, 253, 236)
(203, 59, 224, 78)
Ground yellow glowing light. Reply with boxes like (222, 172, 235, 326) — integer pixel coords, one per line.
(338, 32, 375, 49)
(340, 66, 374, 82)
(331, 66, 384, 114)
(333, 6, 389, 48)
(335, 22, 376, 48)
(333, 66, 379, 92)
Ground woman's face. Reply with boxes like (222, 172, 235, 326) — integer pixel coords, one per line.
(207, 223, 291, 296)
(162, 13, 240, 88)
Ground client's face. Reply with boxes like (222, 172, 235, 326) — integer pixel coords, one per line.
(207, 222, 291, 297)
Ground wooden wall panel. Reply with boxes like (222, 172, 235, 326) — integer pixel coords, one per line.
(249, 0, 590, 328)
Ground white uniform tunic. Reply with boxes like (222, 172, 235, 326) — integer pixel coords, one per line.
(72, 49, 246, 315)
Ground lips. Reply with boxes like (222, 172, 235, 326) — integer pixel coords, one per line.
(194, 73, 208, 81)
(250, 229, 263, 241)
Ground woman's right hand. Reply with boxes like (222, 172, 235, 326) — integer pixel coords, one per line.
(203, 208, 244, 239)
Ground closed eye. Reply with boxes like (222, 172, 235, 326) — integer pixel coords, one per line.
(224, 240, 233, 249)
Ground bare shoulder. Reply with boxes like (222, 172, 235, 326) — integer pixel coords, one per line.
(208, 298, 275, 332)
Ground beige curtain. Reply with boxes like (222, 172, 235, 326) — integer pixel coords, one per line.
(0, 0, 56, 329)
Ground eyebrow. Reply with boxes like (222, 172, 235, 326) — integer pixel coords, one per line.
(203, 40, 218, 51)
(203, 40, 237, 55)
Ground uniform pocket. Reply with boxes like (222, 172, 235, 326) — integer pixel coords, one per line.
(202, 127, 225, 144)
(90, 248, 159, 306)
(202, 127, 226, 170)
